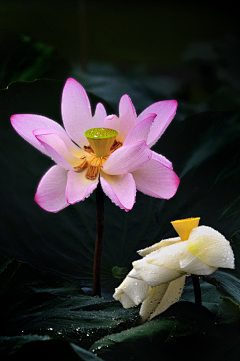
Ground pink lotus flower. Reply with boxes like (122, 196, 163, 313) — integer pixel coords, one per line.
(11, 78, 180, 212)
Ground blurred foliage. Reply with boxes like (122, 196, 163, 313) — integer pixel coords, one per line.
(70, 31, 240, 113)
(0, 30, 70, 89)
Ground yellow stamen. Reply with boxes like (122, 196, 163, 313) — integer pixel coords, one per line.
(84, 128, 118, 157)
(87, 154, 107, 167)
(171, 217, 200, 241)
(110, 140, 122, 152)
(86, 165, 99, 180)
(84, 145, 94, 154)
(74, 157, 88, 171)
(74, 128, 123, 181)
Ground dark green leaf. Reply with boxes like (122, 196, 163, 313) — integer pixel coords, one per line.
(0, 254, 137, 357)
(91, 301, 240, 361)
(1, 336, 104, 360)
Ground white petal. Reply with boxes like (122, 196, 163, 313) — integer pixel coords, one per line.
(128, 268, 143, 280)
(145, 242, 187, 270)
(179, 242, 217, 274)
(121, 276, 149, 305)
(187, 226, 235, 269)
(117, 293, 136, 309)
(144, 237, 218, 276)
(113, 286, 124, 300)
(139, 275, 186, 322)
(138, 237, 181, 257)
(113, 272, 149, 308)
(139, 283, 169, 322)
(133, 257, 184, 287)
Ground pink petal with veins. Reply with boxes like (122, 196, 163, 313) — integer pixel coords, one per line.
(34, 133, 76, 170)
(33, 128, 83, 156)
(34, 165, 69, 212)
(66, 170, 98, 204)
(10, 114, 66, 155)
(34, 130, 85, 168)
(123, 113, 156, 146)
(150, 151, 173, 169)
(104, 95, 137, 142)
(102, 140, 152, 175)
(94, 102, 107, 123)
(137, 100, 177, 148)
(61, 78, 106, 148)
(132, 152, 180, 199)
(100, 172, 136, 211)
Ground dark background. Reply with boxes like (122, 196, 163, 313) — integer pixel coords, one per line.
(0, 0, 239, 106)
(0, 0, 238, 65)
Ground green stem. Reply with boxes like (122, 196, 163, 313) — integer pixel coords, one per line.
(93, 183, 105, 297)
(191, 274, 202, 306)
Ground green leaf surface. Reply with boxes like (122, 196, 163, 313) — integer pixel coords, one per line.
(91, 301, 240, 361)
(0, 255, 137, 357)
(1, 336, 104, 361)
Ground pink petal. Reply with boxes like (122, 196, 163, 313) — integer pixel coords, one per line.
(104, 95, 137, 142)
(61, 78, 106, 148)
(137, 100, 177, 148)
(34, 128, 83, 155)
(151, 150, 173, 169)
(66, 170, 98, 204)
(132, 152, 180, 199)
(34, 165, 69, 212)
(34, 134, 74, 170)
(10, 114, 66, 155)
(100, 172, 136, 211)
(123, 113, 156, 146)
(102, 140, 152, 175)
(94, 102, 107, 123)
(34, 129, 85, 168)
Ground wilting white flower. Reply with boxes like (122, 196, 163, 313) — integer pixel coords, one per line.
(113, 218, 234, 323)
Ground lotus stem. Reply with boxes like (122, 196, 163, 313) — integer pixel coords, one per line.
(93, 182, 105, 296)
(191, 274, 202, 306)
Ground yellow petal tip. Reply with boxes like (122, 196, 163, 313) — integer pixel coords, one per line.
(171, 217, 200, 241)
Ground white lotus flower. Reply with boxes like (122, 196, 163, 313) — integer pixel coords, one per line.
(113, 218, 234, 323)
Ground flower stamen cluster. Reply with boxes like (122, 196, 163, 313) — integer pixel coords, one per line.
(74, 137, 123, 180)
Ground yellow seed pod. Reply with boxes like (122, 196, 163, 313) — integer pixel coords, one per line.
(85, 128, 118, 157)
(171, 217, 200, 241)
